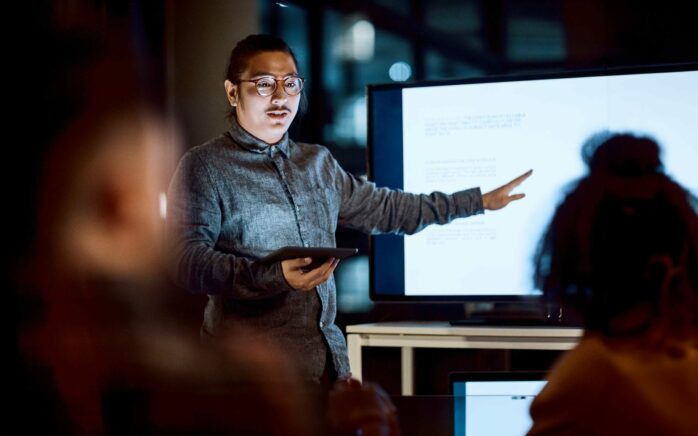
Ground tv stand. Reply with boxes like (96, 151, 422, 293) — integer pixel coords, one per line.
(448, 301, 553, 325)
(346, 321, 583, 395)
(448, 301, 561, 326)
(449, 317, 551, 327)
(452, 301, 580, 327)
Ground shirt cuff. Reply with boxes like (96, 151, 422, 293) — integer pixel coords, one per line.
(453, 187, 484, 217)
(271, 260, 297, 293)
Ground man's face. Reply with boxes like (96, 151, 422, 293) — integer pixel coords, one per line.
(226, 51, 301, 144)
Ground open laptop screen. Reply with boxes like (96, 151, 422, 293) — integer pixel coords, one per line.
(451, 372, 547, 436)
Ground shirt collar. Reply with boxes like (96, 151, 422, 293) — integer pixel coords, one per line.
(228, 115, 290, 156)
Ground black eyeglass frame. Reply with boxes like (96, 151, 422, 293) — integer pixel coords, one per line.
(238, 76, 305, 97)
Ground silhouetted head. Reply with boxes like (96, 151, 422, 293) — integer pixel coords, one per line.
(534, 133, 698, 334)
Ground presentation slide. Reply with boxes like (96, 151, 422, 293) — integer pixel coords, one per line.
(400, 71, 698, 296)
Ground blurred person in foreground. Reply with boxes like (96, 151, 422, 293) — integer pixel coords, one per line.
(25, 53, 323, 434)
(528, 133, 698, 436)
(166, 33, 532, 386)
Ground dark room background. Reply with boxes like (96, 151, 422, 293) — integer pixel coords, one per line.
(8, 0, 698, 399)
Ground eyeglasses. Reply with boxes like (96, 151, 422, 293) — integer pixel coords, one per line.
(238, 76, 305, 97)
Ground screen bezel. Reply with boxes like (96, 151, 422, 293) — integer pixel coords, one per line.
(367, 62, 698, 302)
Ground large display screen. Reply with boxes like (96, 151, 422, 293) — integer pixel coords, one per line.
(369, 64, 698, 301)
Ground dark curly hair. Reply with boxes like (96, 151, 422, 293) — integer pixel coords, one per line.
(533, 132, 698, 333)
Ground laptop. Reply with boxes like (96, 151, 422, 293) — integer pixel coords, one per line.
(449, 371, 547, 436)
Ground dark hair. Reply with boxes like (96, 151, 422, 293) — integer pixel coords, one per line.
(533, 133, 698, 333)
(224, 34, 307, 123)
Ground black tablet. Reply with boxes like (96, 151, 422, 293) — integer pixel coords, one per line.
(259, 246, 358, 270)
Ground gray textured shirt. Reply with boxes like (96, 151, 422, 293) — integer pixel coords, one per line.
(167, 116, 484, 382)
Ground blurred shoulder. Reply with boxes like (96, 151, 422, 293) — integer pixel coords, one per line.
(544, 334, 615, 394)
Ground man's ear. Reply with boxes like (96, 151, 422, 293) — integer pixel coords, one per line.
(224, 80, 237, 107)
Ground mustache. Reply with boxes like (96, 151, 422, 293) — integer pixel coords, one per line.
(265, 105, 292, 113)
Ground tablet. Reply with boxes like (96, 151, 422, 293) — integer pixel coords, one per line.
(259, 246, 358, 270)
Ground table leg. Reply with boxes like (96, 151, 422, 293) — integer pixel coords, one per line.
(347, 334, 362, 382)
(401, 346, 414, 395)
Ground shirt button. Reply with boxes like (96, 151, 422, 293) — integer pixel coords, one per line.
(319, 321, 325, 329)
(270, 145, 276, 151)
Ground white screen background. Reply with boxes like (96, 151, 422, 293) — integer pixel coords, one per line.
(401, 71, 698, 296)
